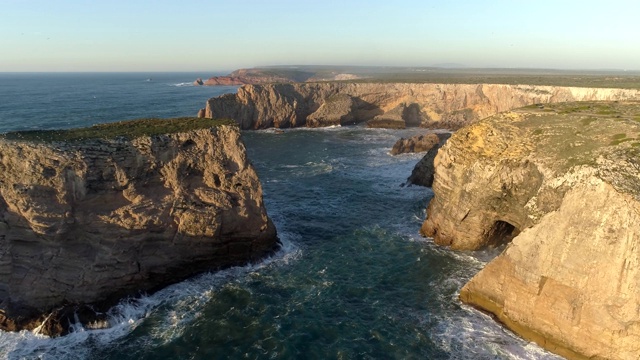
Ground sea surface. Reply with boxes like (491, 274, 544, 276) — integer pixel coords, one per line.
(0, 73, 561, 359)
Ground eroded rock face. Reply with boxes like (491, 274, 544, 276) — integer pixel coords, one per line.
(403, 133, 451, 187)
(422, 101, 640, 359)
(391, 132, 445, 155)
(0, 125, 278, 336)
(306, 93, 355, 127)
(205, 83, 640, 130)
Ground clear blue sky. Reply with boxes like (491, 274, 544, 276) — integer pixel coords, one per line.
(1, 0, 639, 72)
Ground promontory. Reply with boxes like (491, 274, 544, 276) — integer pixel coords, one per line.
(421, 101, 640, 359)
(0, 118, 279, 336)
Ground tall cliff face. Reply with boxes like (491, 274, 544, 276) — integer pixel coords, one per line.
(0, 123, 278, 336)
(421, 101, 640, 359)
(205, 83, 640, 129)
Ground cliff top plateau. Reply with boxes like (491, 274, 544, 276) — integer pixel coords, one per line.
(197, 66, 640, 89)
(0, 118, 278, 336)
(0, 117, 235, 142)
(421, 101, 640, 359)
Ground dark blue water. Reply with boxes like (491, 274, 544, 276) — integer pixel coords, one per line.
(0, 72, 234, 133)
(0, 74, 560, 359)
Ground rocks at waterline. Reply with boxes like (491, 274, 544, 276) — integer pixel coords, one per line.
(204, 82, 640, 129)
(421, 101, 640, 359)
(0, 118, 278, 336)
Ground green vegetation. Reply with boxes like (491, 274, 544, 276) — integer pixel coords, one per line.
(581, 117, 598, 126)
(0, 117, 236, 143)
(613, 133, 627, 139)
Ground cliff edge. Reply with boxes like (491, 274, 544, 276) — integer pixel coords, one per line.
(421, 101, 640, 359)
(0, 118, 279, 336)
(205, 83, 640, 130)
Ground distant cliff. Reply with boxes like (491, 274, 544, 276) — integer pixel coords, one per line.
(0, 118, 278, 336)
(205, 83, 640, 129)
(421, 101, 640, 359)
(195, 68, 361, 86)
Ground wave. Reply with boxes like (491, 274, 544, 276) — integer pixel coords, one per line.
(168, 82, 194, 87)
(0, 236, 301, 360)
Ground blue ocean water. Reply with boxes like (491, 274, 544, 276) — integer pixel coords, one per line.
(0, 74, 561, 359)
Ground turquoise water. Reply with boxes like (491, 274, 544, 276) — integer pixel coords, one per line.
(0, 74, 560, 359)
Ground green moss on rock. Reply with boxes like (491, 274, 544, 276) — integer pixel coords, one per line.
(0, 117, 236, 143)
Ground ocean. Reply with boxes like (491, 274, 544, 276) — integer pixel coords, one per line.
(0, 73, 560, 359)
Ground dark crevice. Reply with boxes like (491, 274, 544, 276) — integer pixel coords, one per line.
(486, 220, 519, 247)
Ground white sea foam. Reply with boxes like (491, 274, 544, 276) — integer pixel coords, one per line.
(0, 234, 300, 360)
(169, 82, 194, 87)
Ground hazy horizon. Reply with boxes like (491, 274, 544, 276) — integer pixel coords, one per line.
(2, 0, 639, 72)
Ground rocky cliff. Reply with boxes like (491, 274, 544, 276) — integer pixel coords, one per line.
(205, 83, 640, 130)
(0, 118, 278, 336)
(421, 101, 640, 359)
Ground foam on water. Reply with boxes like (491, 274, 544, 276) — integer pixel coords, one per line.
(0, 75, 564, 359)
(0, 234, 301, 360)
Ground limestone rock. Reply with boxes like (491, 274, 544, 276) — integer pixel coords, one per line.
(205, 83, 640, 130)
(391, 132, 443, 155)
(306, 94, 355, 127)
(405, 133, 451, 187)
(0, 123, 278, 336)
(197, 108, 206, 118)
(422, 101, 640, 359)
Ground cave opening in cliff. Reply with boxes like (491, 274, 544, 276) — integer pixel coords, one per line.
(486, 220, 520, 247)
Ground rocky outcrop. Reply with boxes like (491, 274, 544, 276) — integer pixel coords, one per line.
(404, 133, 451, 187)
(199, 68, 316, 86)
(306, 93, 355, 127)
(0, 121, 278, 336)
(205, 83, 640, 130)
(194, 78, 204, 86)
(391, 132, 449, 155)
(421, 101, 640, 359)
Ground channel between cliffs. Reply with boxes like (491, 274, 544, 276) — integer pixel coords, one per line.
(204, 82, 640, 129)
(0, 120, 279, 336)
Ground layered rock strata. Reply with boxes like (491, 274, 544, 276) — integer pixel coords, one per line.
(421, 101, 640, 359)
(0, 121, 278, 336)
(205, 83, 640, 130)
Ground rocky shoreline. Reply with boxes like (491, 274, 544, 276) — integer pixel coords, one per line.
(419, 101, 640, 359)
(204, 82, 640, 130)
(0, 119, 279, 336)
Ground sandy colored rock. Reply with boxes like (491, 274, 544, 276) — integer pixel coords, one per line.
(422, 101, 640, 359)
(205, 83, 640, 130)
(0, 124, 278, 336)
(306, 94, 355, 127)
(391, 132, 444, 155)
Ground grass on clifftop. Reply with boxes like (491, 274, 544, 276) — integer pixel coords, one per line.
(0, 117, 236, 142)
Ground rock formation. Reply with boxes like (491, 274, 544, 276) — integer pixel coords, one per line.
(403, 133, 451, 187)
(421, 101, 640, 359)
(0, 119, 278, 336)
(306, 93, 355, 127)
(390, 132, 449, 155)
(194, 78, 204, 86)
(199, 68, 316, 86)
(205, 83, 640, 130)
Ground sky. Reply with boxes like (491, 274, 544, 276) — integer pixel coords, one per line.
(1, 0, 639, 72)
